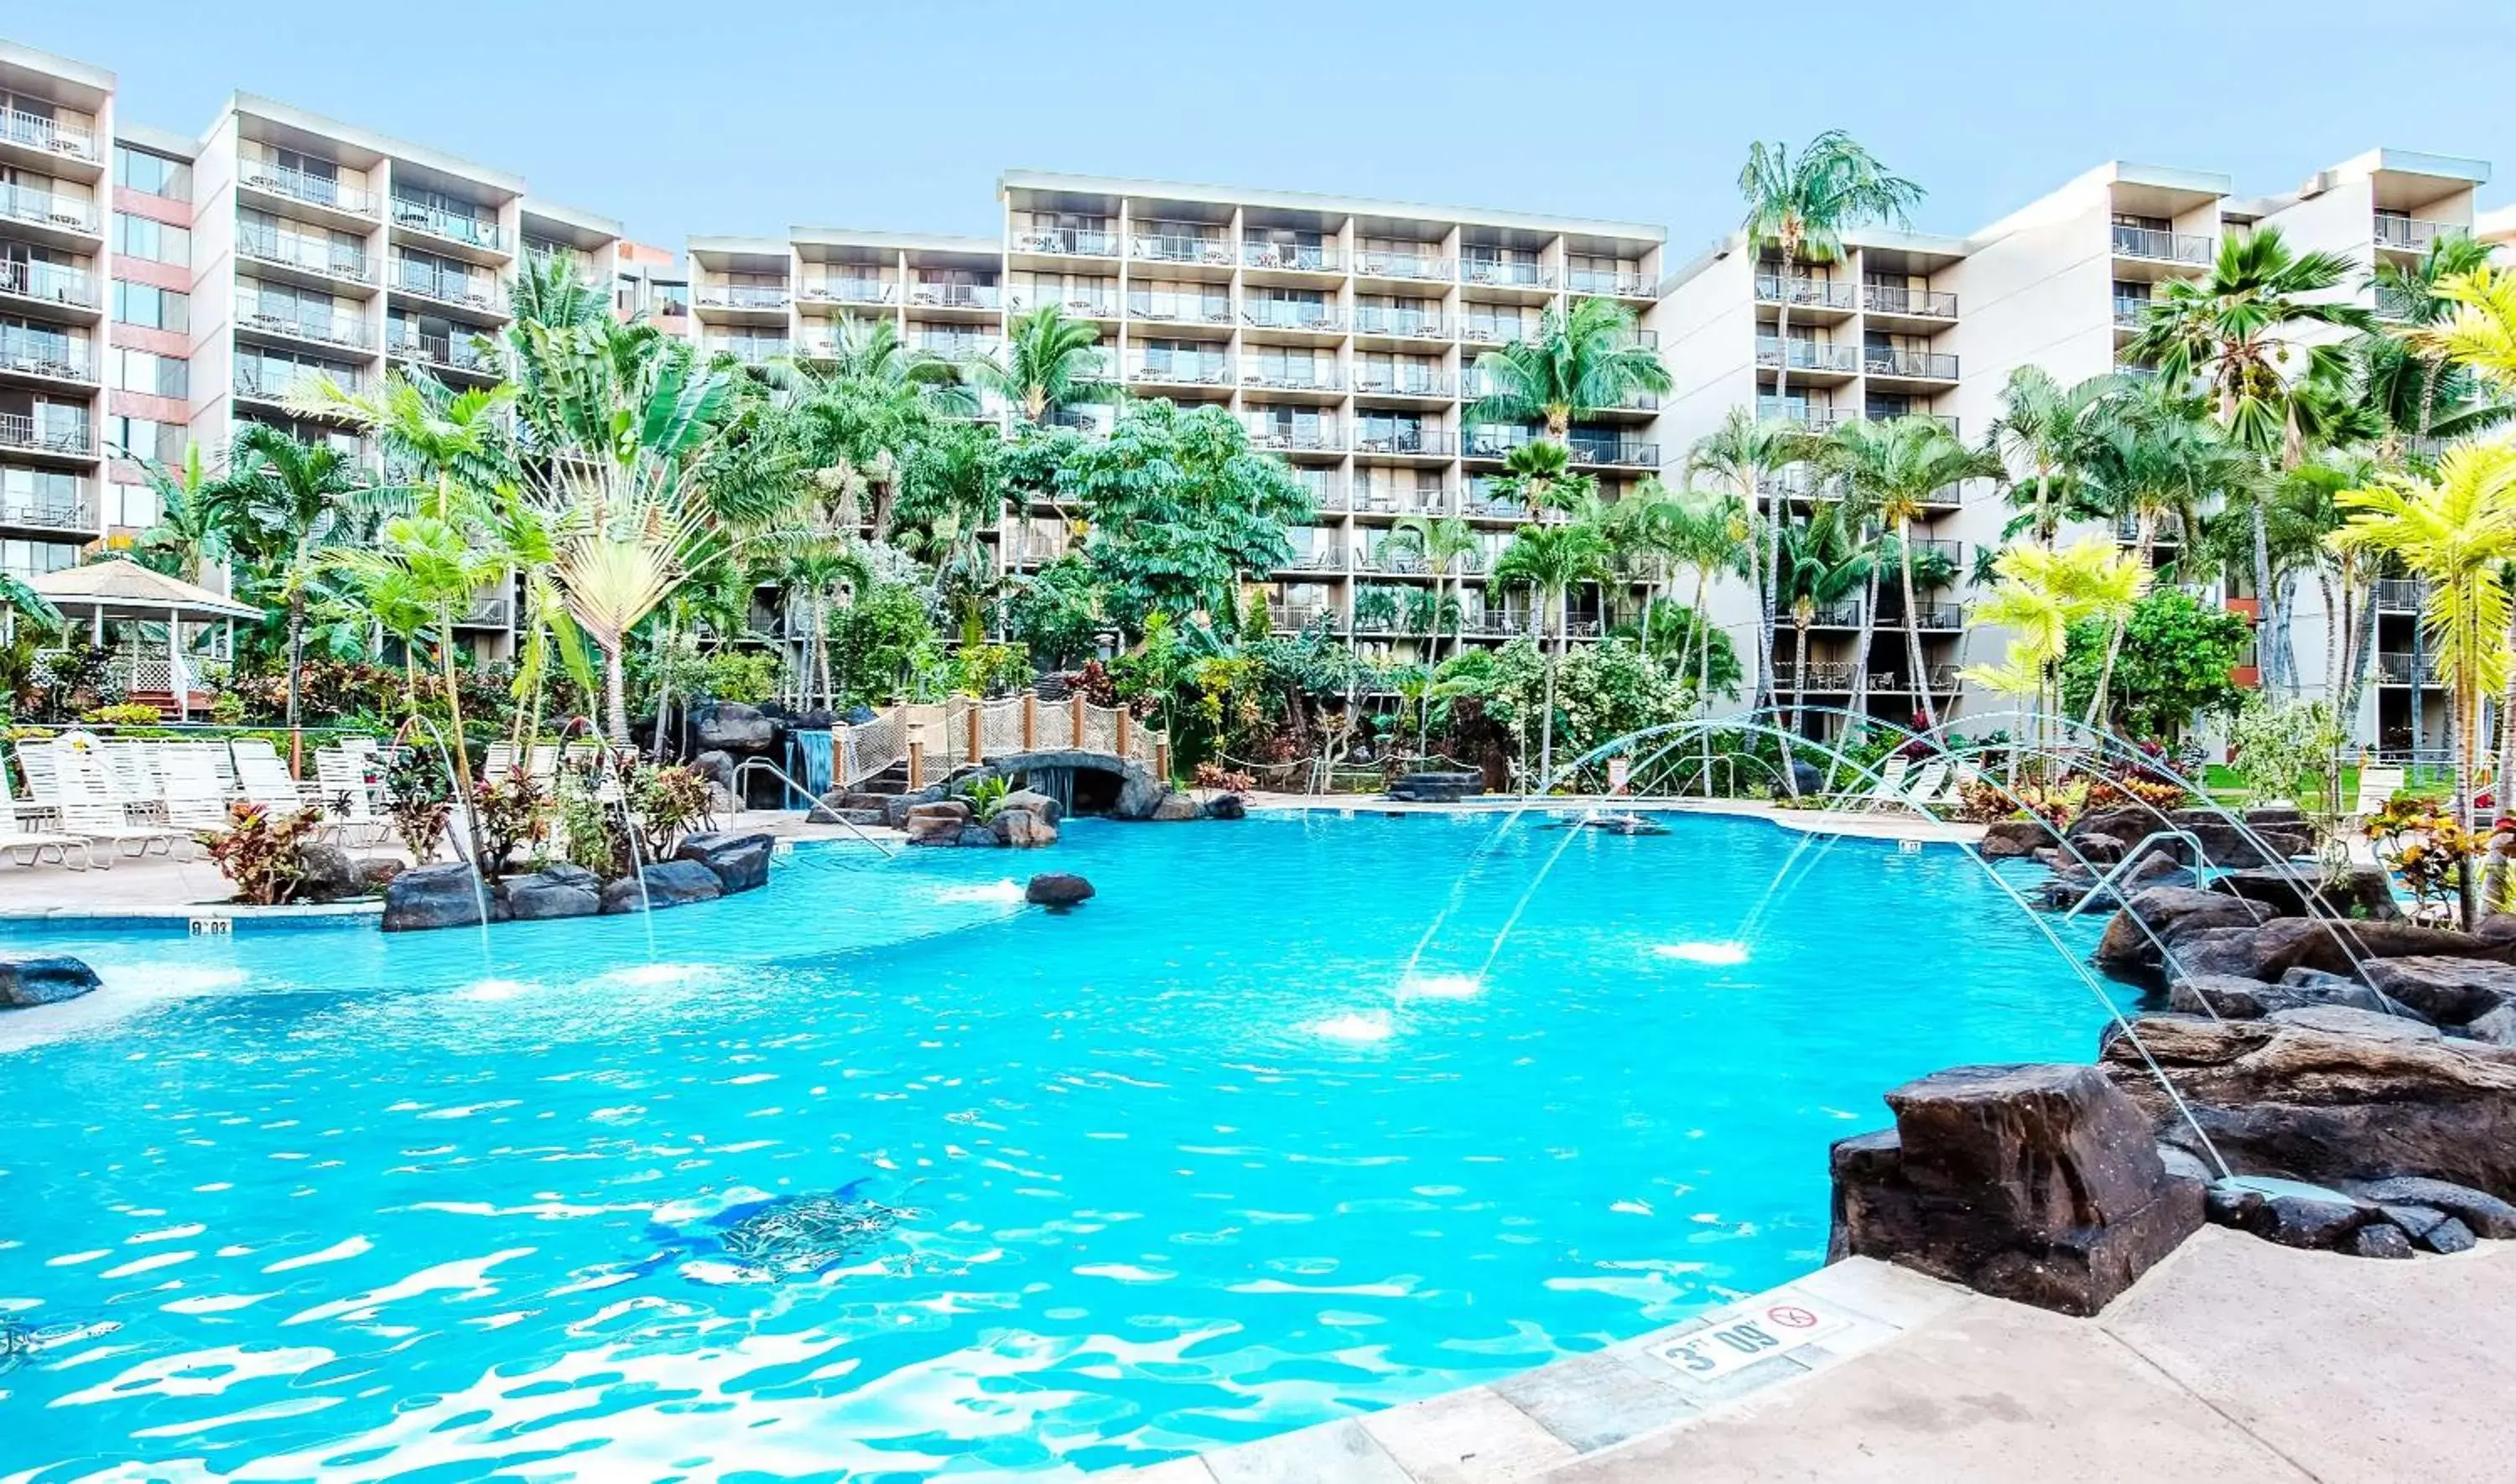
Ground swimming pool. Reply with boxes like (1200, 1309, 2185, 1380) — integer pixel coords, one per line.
(0, 810, 2108, 1479)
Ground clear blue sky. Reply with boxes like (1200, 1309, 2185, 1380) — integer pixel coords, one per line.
(18, 1, 2515, 256)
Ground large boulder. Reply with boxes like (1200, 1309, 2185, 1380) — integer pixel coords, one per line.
(1204, 793, 1248, 821)
(2099, 1012, 2516, 1200)
(2167, 807, 2315, 868)
(2343, 1175, 2516, 1238)
(903, 800, 972, 847)
(691, 749, 736, 792)
(1828, 1063, 2203, 1316)
(956, 825, 1002, 848)
(0, 956, 101, 1008)
(1026, 872, 1094, 909)
(991, 807, 1058, 848)
(2211, 864, 2401, 922)
(2094, 885, 2272, 977)
(1981, 818, 2056, 859)
(599, 860, 725, 913)
(692, 702, 777, 755)
(676, 831, 774, 894)
(999, 788, 1063, 826)
(294, 843, 361, 904)
(2167, 973, 2386, 1020)
(504, 864, 602, 921)
(1146, 791, 1202, 822)
(382, 863, 502, 932)
(2363, 956, 2516, 1033)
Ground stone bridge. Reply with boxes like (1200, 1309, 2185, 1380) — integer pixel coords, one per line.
(903, 748, 1177, 821)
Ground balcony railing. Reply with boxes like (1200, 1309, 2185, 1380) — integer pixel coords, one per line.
(1353, 368, 1451, 397)
(1568, 269, 1650, 297)
(0, 259, 96, 309)
(707, 339, 791, 366)
(0, 183, 94, 232)
(1905, 537, 1963, 567)
(1353, 486, 1443, 515)
(1243, 241, 1338, 272)
(2113, 298, 2150, 329)
(2374, 215, 2458, 252)
(906, 282, 1000, 310)
(2375, 285, 2422, 322)
(1754, 274, 1858, 311)
(0, 412, 93, 456)
(1279, 547, 1347, 573)
(2376, 578, 2426, 610)
(393, 263, 502, 312)
(1464, 425, 1535, 458)
(237, 301, 373, 350)
(695, 285, 793, 311)
(0, 486, 94, 531)
(1242, 301, 1343, 332)
(1865, 348, 1959, 380)
(1461, 259, 1554, 289)
(1567, 434, 1658, 468)
(1458, 318, 1531, 345)
(1464, 489, 1532, 520)
(1131, 232, 1233, 266)
(236, 361, 364, 400)
(1755, 337, 1861, 374)
(1354, 428, 1456, 457)
(800, 279, 896, 305)
(1770, 661, 1857, 691)
(3, 107, 101, 162)
(1245, 423, 1341, 453)
(2378, 651, 2443, 682)
(389, 330, 499, 375)
(1861, 285, 1957, 318)
(1354, 306, 1445, 338)
(916, 336, 1001, 364)
(1011, 288, 1116, 317)
(1243, 364, 1344, 392)
(2114, 514, 2182, 545)
(239, 232, 374, 284)
(1014, 229, 1118, 257)
(1900, 604, 1963, 630)
(1268, 604, 1338, 632)
(460, 594, 514, 627)
(242, 164, 376, 216)
(2111, 225, 2212, 264)
(1776, 599, 1864, 628)
(1130, 354, 1234, 386)
(1354, 251, 1451, 281)
(1126, 291, 1235, 324)
(392, 199, 503, 252)
(0, 331, 91, 381)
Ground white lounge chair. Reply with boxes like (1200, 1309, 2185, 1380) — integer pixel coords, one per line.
(1, 790, 90, 869)
(2353, 765, 2407, 822)
(312, 747, 391, 847)
(153, 744, 237, 833)
(1848, 756, 1911, 810)
(227, 739, 329, 836)
(53, 747, 189, 861)
(1897, 760, 1953, 814)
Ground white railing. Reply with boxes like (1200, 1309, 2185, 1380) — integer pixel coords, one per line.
(823, 690, 1168, 789)
(4, 106, 101, 162)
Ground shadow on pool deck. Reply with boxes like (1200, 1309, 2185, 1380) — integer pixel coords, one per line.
(1121, 1226, 2516, 1482)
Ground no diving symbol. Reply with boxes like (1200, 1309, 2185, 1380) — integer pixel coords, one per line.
(1765, 1304, 1821, 1330)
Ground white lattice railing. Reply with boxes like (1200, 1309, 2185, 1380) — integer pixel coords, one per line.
(814, 691, 1167, 791)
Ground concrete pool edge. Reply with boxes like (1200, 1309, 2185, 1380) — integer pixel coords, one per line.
(1241, 793, 1988, 845)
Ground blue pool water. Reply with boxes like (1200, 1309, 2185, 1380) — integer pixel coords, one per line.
(0, 811, 2109, 1480)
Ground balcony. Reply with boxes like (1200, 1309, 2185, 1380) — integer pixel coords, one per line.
(392, 262, 502, 315)
(2113, 298, 2150, 330)
(1353, 367, 1450, 397)
(1126, 291, 1235, 326)
(1130, 232, 1233, 267)
(1754, 337, 1861, 375)
(1352, 306, 1443, 340)
(0, 331, 91, 382)
(237, 301, 374, 351)
(1770, 661, 1857, 692)
(1353, 485, 1443, 516)
(236, 361, 365, 402)
(239, 231, 375, 287)
(2375, 215, 2459, 252)
(0, 413, 93, 458)
(1243, 241, 1339, 272)
(1129, 353, 1234, 387)
(1861, 285, 1957, 319)
(1864, 348, 1959, 381)
(1755, 399, 1851, 432)
(0, 484, 94, 532)
(694, 284, 793, 312)
(1354, 251, 1451, 282)
(0, 182, 95, 235)
(1458, 318, 1531, 345)
(2114, 514, 2182, 545)
(1775, 599, 1864, 629)
(1892, 604, 1963, 630)
(2377, 651, 2443, 683)
(1461, 259, 1554, 290)
(915, 335, 1001, 365)
(1568, 269, 1650, 297)
(392, 199, 504, 253)
(2376, 578, 2426, 610)
(1463, 488, 1532, 521)
(241, 163, 377, 218)
(457, 594, 514, 629)
(2, 106, 100, 164)
(1363, 546, 1428, 574)
(1300, 482, 1351, 513)
(2111, 225, 2212, 264)
(1354, 428, 1456, 457)
(2376, 284, 2422, 322)
(1011, 288, 1116, 318)
(706, 339, 791, 366)
(906, 282, 1000, 312)
(1464, 425, 1535, 459)
(1013, 229, 1118, 258)
(1754, 274, 1858, 311)
(389, 329, 500, 377)
(0, 259, 96, 311)
(799, 279, 896, 307)
(1245, 422, 1342, 454)
(1268, 604, 1339, 632)
(1905, 537, 1963, 568)
(1241, 301, 1344, 333)
(1567, 433, 1658, 468)
(1243, 363, 1344, 392)
(1464, 610, 1538, 637)
(1278, 547, 1347, 573)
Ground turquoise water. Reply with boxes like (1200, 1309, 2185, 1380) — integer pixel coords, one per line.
(0, 811, 2108, 1480)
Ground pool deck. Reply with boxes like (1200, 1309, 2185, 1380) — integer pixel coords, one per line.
(1120, 1227, 2516, 1483)
(1245, 792, 1988, 845)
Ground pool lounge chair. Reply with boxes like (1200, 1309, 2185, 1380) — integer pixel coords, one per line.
(1847, 756, 1911, 811)
(53, 749, 190, 861)
(311, 747, 391, 848)
(1896, 760, 1953, 814)
(1, 792, 91, 868)
(152, 744, 237, 833)
(227, 739, 332, 837)
(2352, 765, 2407, 823)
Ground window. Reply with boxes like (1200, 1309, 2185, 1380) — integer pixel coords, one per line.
(112, 281, 190, 333)
(114, 146, 192, 200)
(1, 537, 82, 581)
(2, 464, 86, 521)
(108, 347, 189, 399)
(103, 479, 161, 530)
(107, 414, 187, 468)
(112, 213, 190, 266)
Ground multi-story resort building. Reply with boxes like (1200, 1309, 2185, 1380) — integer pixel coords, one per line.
(0, 34, 2498, 754)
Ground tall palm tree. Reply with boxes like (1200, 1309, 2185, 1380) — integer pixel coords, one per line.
(2076, 381, 2253, 573)
(197, 423, 377, 729)
(1688, 410, 1813, 708)
(2361, 236, 2508, 460)
(1821, 415, 2002, 728)
(1491, 439, 1597, 520)
(1492, 521, 1610, 790)
(973, 304, 1120, 427)
(123, 444, 224, 585)
(1468, 297, 1671, 447)
(777, 317, 974, 545)
(1382, 513, 1478, 664)
(1985, 366, 2113, 548)
(1738, 131, 1924, 418)
(1774, 506, 1873, 737)
(2126, 227, 2378, 693)
(2331, 442, 2516, 924)
(508, 249, 611, 332)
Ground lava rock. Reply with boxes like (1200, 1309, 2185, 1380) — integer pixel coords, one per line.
(2076, 832, 2127, 865)
(504, 864, 602, 921)
(358, 859, 405, 892)
(991, 807, 1058, 848)
(1000, 789, 1063, 826)
(294, 843, 361, 904)
(2346, 1176, 2516, 1238)
(676, 831, 775, 894)
(1827, 1062, 2202, 1315)
(2095, 886, 2274, 977)
(0, 956, 101, 1008)
(2212, 864, 2402, 922)
(1026, 873, 1094, 909)
(382, 863, 502, 932)
(2265, 1004, 2442, 1042)
(903, 800, 974, 846)
(2363, 956, 2516, 1030)
(1204, 793, 1248, 821)
(1146, 791, 1203, 822)
(1980, 819, 2051, 859)
(2377, 1203, 2478, 1254)
(2227, 1186, 2374, 1250)
(691, 749, 736, 792)
(2170, 972, 2388, 1020)
(600, 860, 724, 913)
(2351, 1222, 2416, 1259)
(956, 825, 1002, 848)
(693, 703, 777, 755)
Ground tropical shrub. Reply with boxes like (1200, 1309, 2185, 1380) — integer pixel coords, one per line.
(384, 746, 455, 862)
(80, 703, 164, 727)
(199, 802, 325, 905)
(473, 769, 553, 872)
(963, 774, 1011, 822)
(2061, 590, 2249, 740)
(626, 762, 712, 859)
(1006, 557, 1105, 670)
(825, 582, 942, 707)
(2366, 795, 2482, 921)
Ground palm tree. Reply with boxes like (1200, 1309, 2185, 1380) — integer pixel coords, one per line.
(973, 304, 1119, 427)
(2331, 442, 2516, 924)
(197, 423, 377, 729)
(1468, 296, 1671, 447)
(1960, 539, 2133, 753)
(2076, 381, 2252, 573)
(2126, 227, 2379, 693)
(1774, 507, 1873, 736)
(123, 444, 225, 585)
(1688, 410, 1813, 708)
(1820, 416, 2000, 728)
(1985, 366, 2114, 548)
(509, 249, 611, 332)
(1382, 514, 1478, 665)
(1492, 521, 1610, 790)
(0, 571, 63, 645)
(1491, 439, 1597, 520)
(777, 317, 974, 544)
(1738, 131, 1924, 418)
(2360, 236, 2508, 459)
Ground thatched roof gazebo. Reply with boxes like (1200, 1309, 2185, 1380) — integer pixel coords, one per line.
(28, 559, 262, 721)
